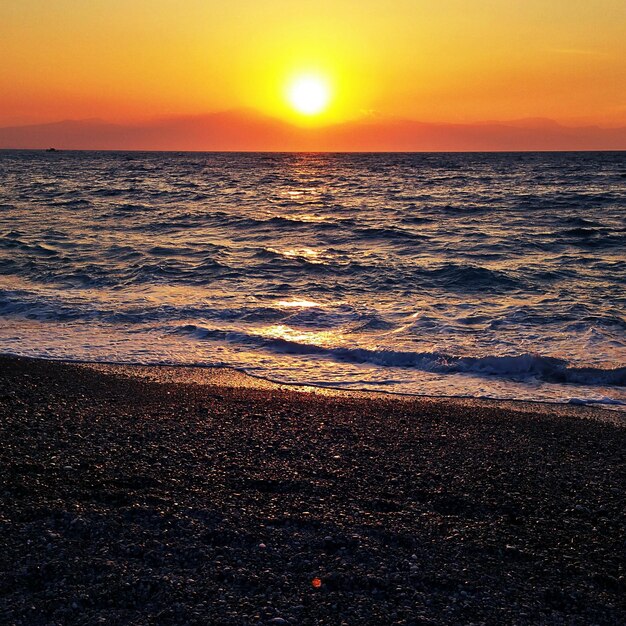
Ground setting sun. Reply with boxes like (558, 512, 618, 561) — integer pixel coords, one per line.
(286, 75, 331, 116)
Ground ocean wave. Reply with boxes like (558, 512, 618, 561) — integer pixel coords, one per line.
(0, 236, 60, 256)
(176, 325, 626, 388)
(354, 226, 429, 242)
(0, 290, 309, 325)
(416, 263, 525, 291)
(50, 198, 92, 208)
(235, 215, 336, 230)
(562, 217, 605, 228)
(560, 227, 604, 238)
(92, 188, 125, 197)
(399, 215, 433, 225)
(110, 203, 155, 214)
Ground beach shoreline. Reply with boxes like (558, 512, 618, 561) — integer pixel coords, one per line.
(3, 353, 625, 425)
(1, 354, 625, 624)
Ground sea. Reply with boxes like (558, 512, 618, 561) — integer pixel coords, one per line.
(1, 150, 625, 409)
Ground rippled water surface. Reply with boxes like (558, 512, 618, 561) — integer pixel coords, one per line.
(1, 150, 625, 408)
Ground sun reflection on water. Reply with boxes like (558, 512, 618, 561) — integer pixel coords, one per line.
(256, 324, 342, 348)
(293, 213, 329, 223)
(277, 299, 323, 308)
(269, 247, 329, 264)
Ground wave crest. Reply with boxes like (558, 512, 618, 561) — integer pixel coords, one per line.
(176, 325, 626, 388)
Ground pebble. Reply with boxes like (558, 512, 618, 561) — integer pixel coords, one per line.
(1, 355, 624, 626)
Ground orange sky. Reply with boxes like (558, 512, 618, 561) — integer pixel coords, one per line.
(1, 0, 626, 130)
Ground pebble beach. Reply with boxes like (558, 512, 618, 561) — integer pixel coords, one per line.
(0, 355, 624, 625)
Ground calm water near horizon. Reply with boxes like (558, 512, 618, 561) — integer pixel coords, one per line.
(0, 150, 625, 408)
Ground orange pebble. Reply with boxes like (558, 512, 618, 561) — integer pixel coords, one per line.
(312, 577, 322, 588)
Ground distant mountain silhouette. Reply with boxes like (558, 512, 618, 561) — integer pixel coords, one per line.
(1, 110, 625, 151)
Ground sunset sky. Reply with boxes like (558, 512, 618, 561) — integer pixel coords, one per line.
(1, 1, 626, 148)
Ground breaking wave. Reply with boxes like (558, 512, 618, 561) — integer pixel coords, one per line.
(176, 324, 626, 388)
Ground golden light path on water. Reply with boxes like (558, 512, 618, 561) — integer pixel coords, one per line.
(256, 324, 343, 349)
(277, 299, 323, 308)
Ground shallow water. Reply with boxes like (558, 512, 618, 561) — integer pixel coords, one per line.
(1, 150, 625, 408)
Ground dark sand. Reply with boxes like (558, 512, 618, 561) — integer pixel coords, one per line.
(0, 355, 624, 625)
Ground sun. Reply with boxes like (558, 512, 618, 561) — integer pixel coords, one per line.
(286, 75, 331, 116)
